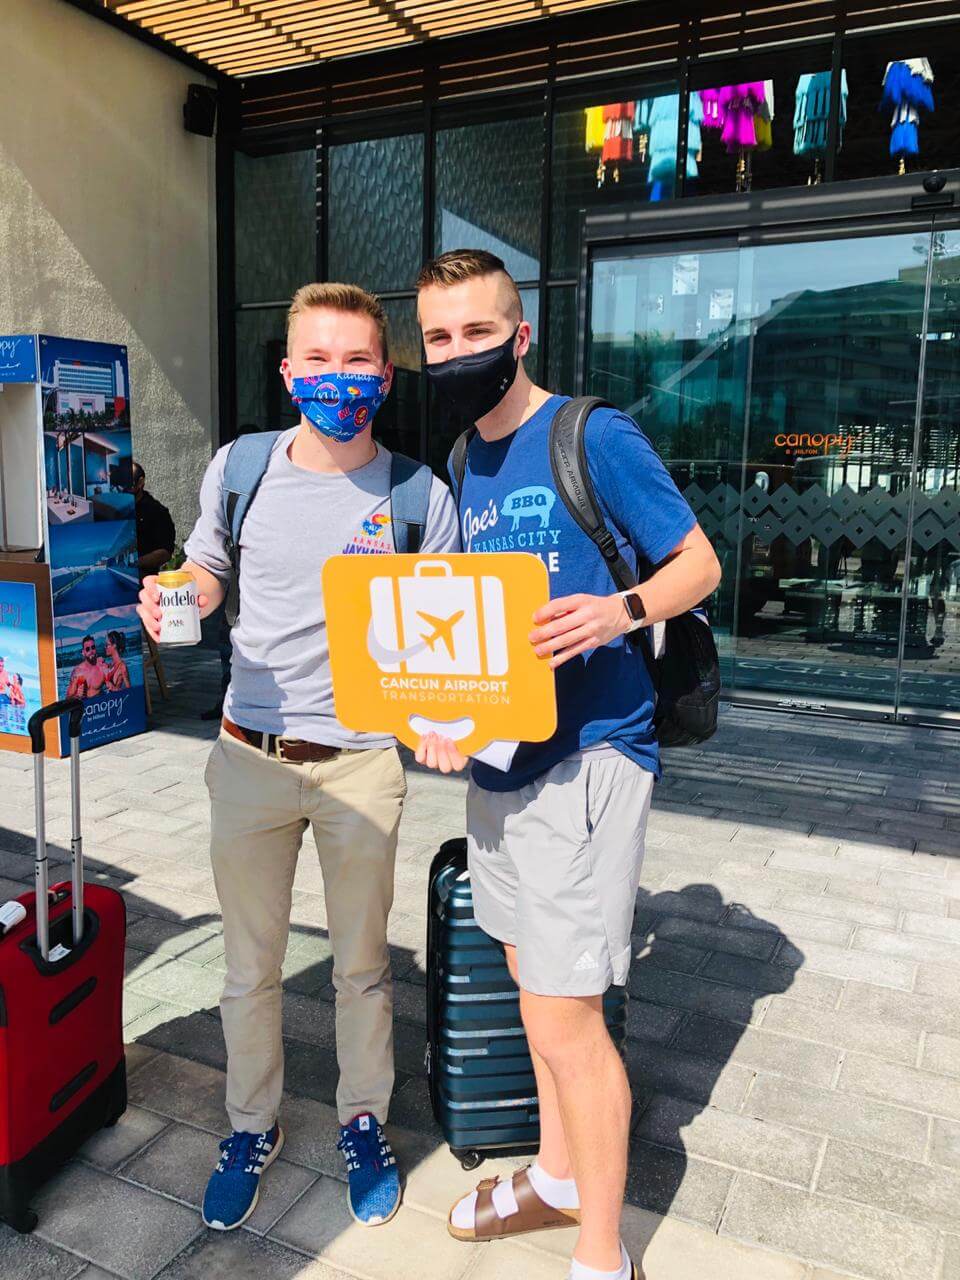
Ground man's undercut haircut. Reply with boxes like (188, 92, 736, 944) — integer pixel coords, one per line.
(415, 250, 523, 326)
(287, 282, 390, 361)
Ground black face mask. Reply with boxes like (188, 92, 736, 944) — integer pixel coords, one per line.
(424, 327, 520, 424)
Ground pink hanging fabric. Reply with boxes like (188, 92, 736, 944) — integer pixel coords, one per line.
(700, 88, 725, 129)
(718, 82, 766, 153)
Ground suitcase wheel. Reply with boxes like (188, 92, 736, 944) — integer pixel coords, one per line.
(454, 1149, 484, 1172)
(6, 1208, 38, 1234)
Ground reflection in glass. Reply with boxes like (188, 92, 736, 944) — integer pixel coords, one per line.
(547, 286, 577, 394)
(377, 299, 422, 461)
(328, 134, 424, 292)
(588, 230, 942, 712)
(434, 117, 542, 281)
(235, 308, 296, 433)
(235, 149, 315, 305)
(551, 88, 680, 277)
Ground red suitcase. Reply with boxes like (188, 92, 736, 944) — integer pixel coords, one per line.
(0, 699, 127, 1233)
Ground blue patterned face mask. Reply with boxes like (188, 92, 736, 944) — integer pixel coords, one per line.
(290, 372, 388, 442)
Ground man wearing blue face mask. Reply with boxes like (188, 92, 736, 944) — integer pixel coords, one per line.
(138, 283, 459, 1233)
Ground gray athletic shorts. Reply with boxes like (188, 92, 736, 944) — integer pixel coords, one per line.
(466, 749, 654, 997)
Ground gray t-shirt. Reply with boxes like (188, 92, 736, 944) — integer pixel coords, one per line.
(184, 429, 460, 747)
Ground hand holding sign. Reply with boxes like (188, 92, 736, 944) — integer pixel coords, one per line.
(324, 553, 557, 759)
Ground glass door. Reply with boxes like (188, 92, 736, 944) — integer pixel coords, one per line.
(587, 223, 944, 717)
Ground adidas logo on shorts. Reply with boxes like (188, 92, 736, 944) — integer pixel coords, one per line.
(574, 950, 598, 972)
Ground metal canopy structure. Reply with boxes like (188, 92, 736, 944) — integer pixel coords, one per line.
(91, 0, 621, 75)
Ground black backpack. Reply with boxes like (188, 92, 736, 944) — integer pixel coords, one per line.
(450, 397, 720, 749)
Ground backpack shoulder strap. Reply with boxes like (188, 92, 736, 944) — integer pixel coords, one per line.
(390, 452, 434, 555)
(548, 397, 638, 593)
(220, 430, 283, 570)
(449, 427, 475, 506)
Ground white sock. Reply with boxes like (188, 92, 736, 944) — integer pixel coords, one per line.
(569, 1243, 632, 1280)
(527, 1161, 579, 1210)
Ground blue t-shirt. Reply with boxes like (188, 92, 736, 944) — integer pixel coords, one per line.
(452, 395, 696, 792)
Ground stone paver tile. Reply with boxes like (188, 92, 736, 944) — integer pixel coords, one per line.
(817, 1138, 960, 1231)
(0, 1224, 88, 1280)
(153, 1230, 349, 1278)
(78, 1104, 169, 1172)
(853, 925, 960, 969)
(742, 1075, 928, 1159)
(931, 1119, 960, 1170)
(625, 1141, 733, 1229)
(74, 1268, 128, 1280)
(922, 1032, 960, 1078)
(916, 965, 960, 1002)
(656, 869, 782, 911)
(127, 1051, 229, 1134)
(634, 938, 707, 977)
(903, 911, 960, 944)
(839, 1051, 960, 1121)
(635, 1094, 821, 1184)
(466, 1244, 567, 1278)
(775, 937, 916, 990)
(840, 981, 960, 1037)
(823, 876, 948, 917)
(635, 888, 728, 924)
(626, 999, 685, 1045)
(275, 1093, 344, 1176)
(128, 956, 224, 1012)
(119, 881, 221, 925)
(269, 1176, 479, 1278)
(121, 1123, 317, 1235)
(126, 916, 223, 962)
(138, 1009, 227, 1072)
(674, 1016, 841, 1087)
(619, 1205, 811, 1280)
(125, 1040, 160, 1076)
(724, 902, 853, 947)
(652, 915, 780, 961)
(944, 1234, 960, 1280)
(768, 848, 880, 884)
(32, 1163, 202, 1280)
(759, 998, 921, 1066)
(774, 889, 900, 929)
(719, 1173, 940, 1280)
(123, 990, 161, 1027)
(625, 1041, 753, 1110)
(698, 954, 846, 1007)
(880, 868, 960, 901)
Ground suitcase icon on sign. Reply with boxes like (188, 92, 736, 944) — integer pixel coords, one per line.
(368, 560, 507, 677)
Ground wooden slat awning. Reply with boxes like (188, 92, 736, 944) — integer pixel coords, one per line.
(101, 0, 628, 74)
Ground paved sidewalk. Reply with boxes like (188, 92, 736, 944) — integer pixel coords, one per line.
(1, 648, 960, 1280)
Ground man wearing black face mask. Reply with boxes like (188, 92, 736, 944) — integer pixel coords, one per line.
(415, 250, 721, 1280)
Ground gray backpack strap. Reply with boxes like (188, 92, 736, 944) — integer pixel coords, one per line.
(449, 428, 475, 506)
(390, 452, 433, 554)
(220, 430, 283, 572)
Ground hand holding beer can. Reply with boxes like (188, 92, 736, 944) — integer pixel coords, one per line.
(157, 571, 202, 646)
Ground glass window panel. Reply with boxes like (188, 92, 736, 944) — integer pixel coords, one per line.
(551, 86, 680, 278)
(691, 49, 834, 197)
(235, 148, 316, 305)
(377, 298, 422, 460)
(434, 116, 543, 281)
(547, 286, 577, 395)
(837, 36, 960, 182)
(235, 308, 297, 433)
(328, 134, 424, 292)
(427, 289, 540, 476)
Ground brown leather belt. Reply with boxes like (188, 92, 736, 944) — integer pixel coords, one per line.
(222, 717, 340, 764)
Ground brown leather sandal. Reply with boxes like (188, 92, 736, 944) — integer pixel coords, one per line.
(447, 1165, 581, 1242)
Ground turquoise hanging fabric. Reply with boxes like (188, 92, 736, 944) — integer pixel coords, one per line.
(794, 69, 848, 156)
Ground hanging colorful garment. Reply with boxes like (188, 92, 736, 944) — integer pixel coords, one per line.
(881, 59, 935, 159)
(718, 83, 766, 153)
(753, 80, 775, 151)
(793, 70, 849, 155)
(700, 88, 725, 130)
(602, 102, 636, 164)
(584, 106, 605, 152)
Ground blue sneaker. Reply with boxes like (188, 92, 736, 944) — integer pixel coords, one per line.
(337, 1113, 401, 1226)
(202, 1123, 284, 1230)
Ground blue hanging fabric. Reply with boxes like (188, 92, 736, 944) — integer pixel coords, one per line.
(881, 59, 935, 160)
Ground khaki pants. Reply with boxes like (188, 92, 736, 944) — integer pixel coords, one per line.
(205, 730, 406, 1132)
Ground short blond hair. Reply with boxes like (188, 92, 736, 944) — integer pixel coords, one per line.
(416, 250, 523, 326)
(287, 282, 389, 360)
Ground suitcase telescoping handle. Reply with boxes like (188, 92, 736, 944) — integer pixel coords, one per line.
(28, 699, 84, 962)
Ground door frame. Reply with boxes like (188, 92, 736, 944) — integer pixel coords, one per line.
(576, 170, 960, 726)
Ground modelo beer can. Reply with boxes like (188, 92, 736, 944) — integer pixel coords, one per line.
(157, 571, 201, 645)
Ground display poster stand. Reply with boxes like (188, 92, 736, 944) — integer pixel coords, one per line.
(0, 335, 147, 757)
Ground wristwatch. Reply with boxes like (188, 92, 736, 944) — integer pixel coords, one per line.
(620, 590, 647, 633)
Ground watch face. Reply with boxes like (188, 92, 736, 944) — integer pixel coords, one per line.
(624, 592, 645, 621)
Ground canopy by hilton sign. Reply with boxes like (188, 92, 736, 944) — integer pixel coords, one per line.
(774, 432, 858, 458)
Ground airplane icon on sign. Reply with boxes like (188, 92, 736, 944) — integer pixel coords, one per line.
(416, 610, 465, 660)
